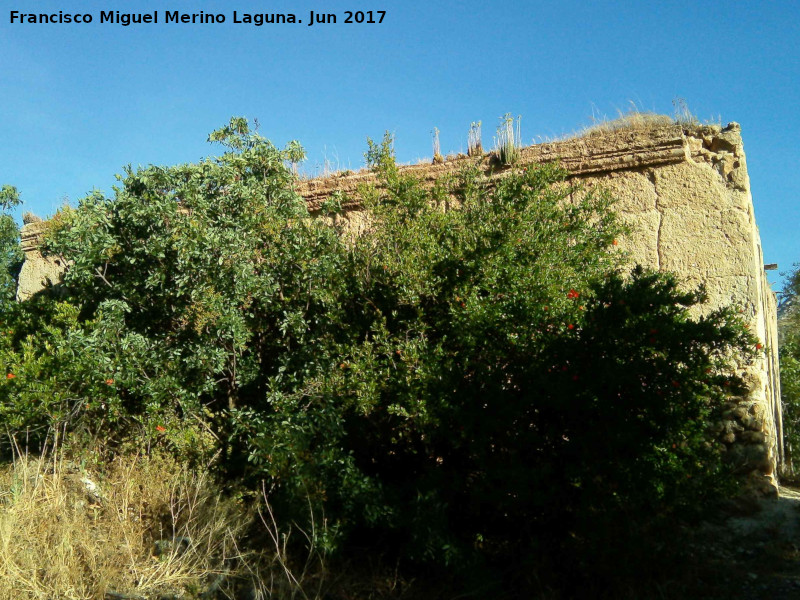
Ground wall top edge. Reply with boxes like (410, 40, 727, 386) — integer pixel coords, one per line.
(18, 122, 745, 250)
(297, 122, 743, 211)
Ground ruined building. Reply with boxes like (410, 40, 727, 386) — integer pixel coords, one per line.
(16, 122, 782, 493)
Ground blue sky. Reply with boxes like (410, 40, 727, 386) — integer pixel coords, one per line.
(1, 0, 798, 288)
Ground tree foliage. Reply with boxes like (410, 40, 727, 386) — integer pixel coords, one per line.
(780, 266, 800, 472)
(0, 120, 755, 591)
(0, 185, 22, 304)
(3, 120, 348, 454)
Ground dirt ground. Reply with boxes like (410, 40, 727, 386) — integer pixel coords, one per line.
(683, 486, 800, 599)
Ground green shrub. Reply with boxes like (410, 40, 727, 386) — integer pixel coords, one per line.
(2, 119, 350, 457)
(0, 185, 22, 304)
(780, 266, 800, 474)
(233, 143, 750, 580)
(0, 120, 754, 595)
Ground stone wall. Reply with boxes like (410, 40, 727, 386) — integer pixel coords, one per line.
(16, 122, 782, 492)
(16, 220, 65, 302)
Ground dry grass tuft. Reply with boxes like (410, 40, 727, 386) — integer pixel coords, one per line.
(579, 109, 676, 137)
(574, 98, 711, 140)
(0, 447, 251, 599)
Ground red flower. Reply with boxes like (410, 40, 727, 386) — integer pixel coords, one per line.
(105, 378, 114, 385)
(756, 343, 763, 350)
(567, 324, 574, 330)
(612, 239, 618, 246)
(6, 373, 15, 380)
(156, 425, 166, 432)
(567, 289, 580, 300)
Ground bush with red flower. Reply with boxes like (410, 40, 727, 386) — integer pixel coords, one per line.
(0, 123, 757, 597)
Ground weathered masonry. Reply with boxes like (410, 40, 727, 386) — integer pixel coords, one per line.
(16, 122, 783, 493)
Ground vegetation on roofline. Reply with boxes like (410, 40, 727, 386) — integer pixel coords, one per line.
(308, 100, 708, 179)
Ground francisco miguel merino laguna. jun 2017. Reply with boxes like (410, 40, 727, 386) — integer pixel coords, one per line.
(8, 9, 387, 26)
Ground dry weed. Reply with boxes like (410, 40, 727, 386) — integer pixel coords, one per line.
(0, 447, 249, 599)
(579, 109, 675, 137)
(573, 99, 713, 140)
